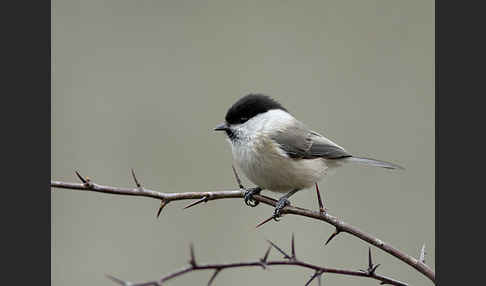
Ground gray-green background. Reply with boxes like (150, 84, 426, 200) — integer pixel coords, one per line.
(52, 1, 434, 285)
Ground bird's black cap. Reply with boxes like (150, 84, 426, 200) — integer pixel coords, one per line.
(225, 94, 287, 125)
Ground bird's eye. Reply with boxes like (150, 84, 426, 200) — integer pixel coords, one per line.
(239, 117, 249, 123)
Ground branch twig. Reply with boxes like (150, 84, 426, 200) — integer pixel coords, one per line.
(50, 169, 435, 283)
(106, 236, 408, 286)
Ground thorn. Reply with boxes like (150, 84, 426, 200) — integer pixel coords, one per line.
(260, 245, 272, 267)
(207, 269, 221, 286)
(291, 233, 296, 260)
(183, 196, 209, 209)
(325, 228, 341, 245)
(366, 248, 380, 275)
(315, 183, 325, 213)
(75, 170, 87, 183)
(419, 243, 426, 263)
(255, 215, 276, 228)
(368, 247, 373, 270)
(266, 240, 291, 260)
(304, 270, 323, 286)
(156, 200, 168, 218)
(189, 243, 197, 267)
(131, 169, 141, 188)
(231, 165, 244, 189)
(105, 274, 129, 285)
(261, 245, 272, 262)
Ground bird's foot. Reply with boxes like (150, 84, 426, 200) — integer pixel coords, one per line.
(244, 187, 262, 207)
(273, 197, 291, 221)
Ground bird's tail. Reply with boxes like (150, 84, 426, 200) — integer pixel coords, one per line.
(344, 156, 404, 170)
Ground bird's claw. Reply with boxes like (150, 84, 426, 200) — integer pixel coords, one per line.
(244, 187, 262, 207)
(273, 198, 290, 221)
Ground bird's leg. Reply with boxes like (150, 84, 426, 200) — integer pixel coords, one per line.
(273, 189, 299, 221)
(244, 187, 262, 207)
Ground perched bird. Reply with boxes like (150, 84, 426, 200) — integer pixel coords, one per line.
(214, 94, 403, 219)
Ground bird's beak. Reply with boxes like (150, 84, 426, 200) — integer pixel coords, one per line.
(214, 122, 229, 131)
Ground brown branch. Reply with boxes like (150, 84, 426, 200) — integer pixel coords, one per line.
(50, 170, 435, 283)
(106, 237, 408, 286)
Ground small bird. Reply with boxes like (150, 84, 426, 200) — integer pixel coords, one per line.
(214, 94, 403, 220)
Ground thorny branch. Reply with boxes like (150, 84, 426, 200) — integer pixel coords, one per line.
(106, 235, 408, 286)
(50, 168, 435, 283)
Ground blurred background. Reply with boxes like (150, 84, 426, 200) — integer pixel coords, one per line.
(51, 1, 434, 285)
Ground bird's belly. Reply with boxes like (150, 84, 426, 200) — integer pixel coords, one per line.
(232, 141, 329, 193)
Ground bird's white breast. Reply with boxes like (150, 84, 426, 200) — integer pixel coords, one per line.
(229, 110, 332, 193)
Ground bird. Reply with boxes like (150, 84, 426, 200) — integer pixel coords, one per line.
(214, 94, 403, 220)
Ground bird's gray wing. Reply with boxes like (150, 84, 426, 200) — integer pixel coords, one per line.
(270, 121, 351, 160)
